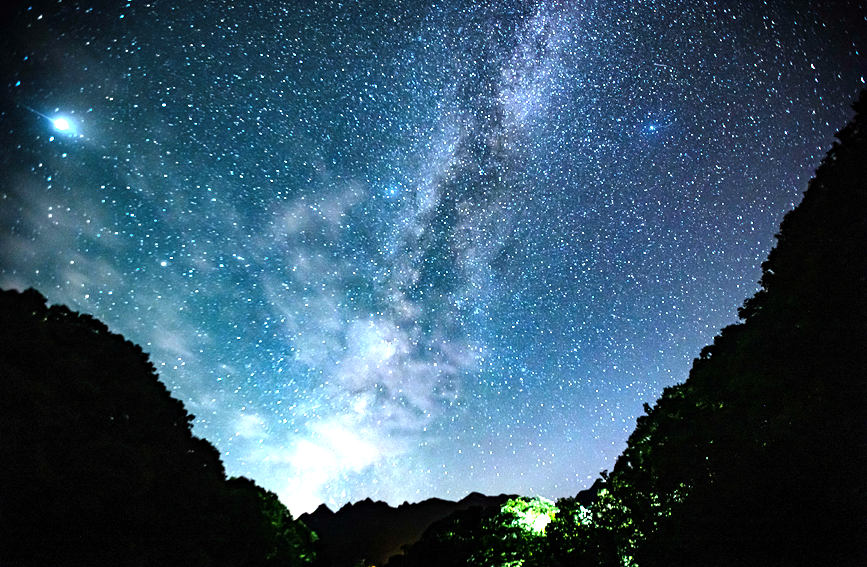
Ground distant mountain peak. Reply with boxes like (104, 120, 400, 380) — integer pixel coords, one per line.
(300, 492, 512, 567)
(311, 503, 334, 516)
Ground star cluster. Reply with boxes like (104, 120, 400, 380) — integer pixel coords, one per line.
(1, 0, 864, 514)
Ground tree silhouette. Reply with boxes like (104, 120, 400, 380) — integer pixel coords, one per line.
(569, 91, 867, 566)
(0, 288, 319, 566)
(387, 497, 557, 567)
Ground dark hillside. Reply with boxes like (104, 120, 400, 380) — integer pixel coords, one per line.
(563, 92, 867, 566)
(301, 492, 512, 567)
(0, 288, 318, 566)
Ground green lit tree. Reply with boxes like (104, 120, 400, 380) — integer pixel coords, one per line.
(469, 497, 559, 567)
(389, 496, 558, 567)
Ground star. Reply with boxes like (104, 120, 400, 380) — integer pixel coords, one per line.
(52, 117, 71, 132)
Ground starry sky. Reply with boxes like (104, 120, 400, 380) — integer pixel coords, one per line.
(1, 0, 864, 514)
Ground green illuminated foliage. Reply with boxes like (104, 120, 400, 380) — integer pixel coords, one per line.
(500, 497, 558, 535)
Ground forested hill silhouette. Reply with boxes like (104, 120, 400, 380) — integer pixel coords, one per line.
(300, 492, 513, 567)
(558, 90, 867, 567)
(0, 288, 320, 566)
(384, 93, 867, 567)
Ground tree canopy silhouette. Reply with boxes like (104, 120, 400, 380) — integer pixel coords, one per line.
(549, 91, 867, 566)
(0, 288, 319, 566)
(386, 496, 557, 567)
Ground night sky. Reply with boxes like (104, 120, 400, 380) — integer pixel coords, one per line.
(1, 0, 864, 514)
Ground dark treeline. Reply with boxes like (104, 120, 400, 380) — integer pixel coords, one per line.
(0, 288, 321, 566)
(547, 90, 867, 567)
(386, 93, 867, 566)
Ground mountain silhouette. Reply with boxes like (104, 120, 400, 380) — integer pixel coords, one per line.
(300, 492, 513, 566)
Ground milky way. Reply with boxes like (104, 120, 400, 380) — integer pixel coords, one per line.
(1, 0, 864, 514)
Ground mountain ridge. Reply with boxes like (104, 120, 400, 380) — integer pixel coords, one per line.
(300, 491, 516, 566)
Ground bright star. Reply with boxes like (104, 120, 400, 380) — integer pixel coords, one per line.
(53, 117, 71, 131)
(22, 106, 80, 136)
